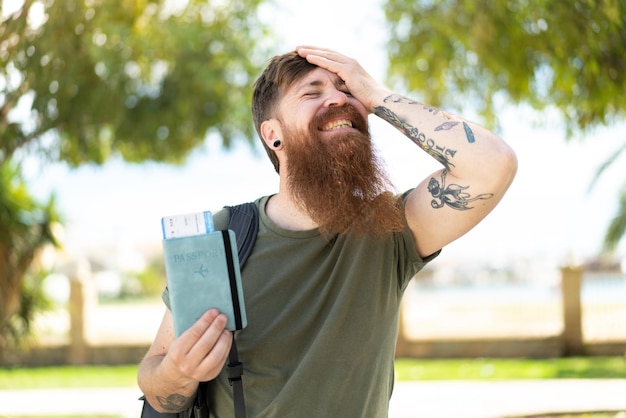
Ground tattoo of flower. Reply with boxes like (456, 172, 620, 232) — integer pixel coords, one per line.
(158, 393, 192, 412)
(428, 171, 494, 210)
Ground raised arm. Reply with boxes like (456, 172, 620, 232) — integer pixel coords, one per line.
(373, 95, 517, 256)
(297, 46, 517, 257)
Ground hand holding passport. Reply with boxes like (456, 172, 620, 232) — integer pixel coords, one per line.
(161, 211, 247, 337)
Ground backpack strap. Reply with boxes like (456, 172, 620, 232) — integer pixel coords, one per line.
(223, 201, 259, 418)
(227, 202, 259, 266)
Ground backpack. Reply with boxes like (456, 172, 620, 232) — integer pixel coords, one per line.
(141, 202, 259, 418)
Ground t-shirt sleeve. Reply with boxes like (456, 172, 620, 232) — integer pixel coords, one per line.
(161, 286, 171, 310)
(398, 190, 441, 290)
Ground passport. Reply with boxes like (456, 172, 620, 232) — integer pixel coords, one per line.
(161, 214, 247, 336)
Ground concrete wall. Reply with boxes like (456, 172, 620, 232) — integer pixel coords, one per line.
(3, 336, 625, 367)
(2, 264, 625, 367)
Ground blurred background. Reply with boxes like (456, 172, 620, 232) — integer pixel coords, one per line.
(1, 0, 625, 417)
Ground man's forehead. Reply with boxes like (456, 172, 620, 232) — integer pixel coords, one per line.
(289, 68, 346, 93)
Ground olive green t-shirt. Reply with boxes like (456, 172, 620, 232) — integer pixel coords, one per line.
(163, 194, 438, 417)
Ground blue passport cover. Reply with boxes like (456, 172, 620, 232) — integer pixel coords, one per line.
(162, 230, 247, 336)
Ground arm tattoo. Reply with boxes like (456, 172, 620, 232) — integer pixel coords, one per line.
(435, 121, 460, 131)
(374, 103, 456, 170)
(462, 122, 476, 143)
(377, 95, 491, 211)
(383, 94, 421, 105)
(157, 393, 192, 412)
(382, 95, 451, 119)
(428, 170, 494, 210)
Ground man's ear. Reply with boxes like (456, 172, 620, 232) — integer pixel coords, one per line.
(261, 119, 282, 148)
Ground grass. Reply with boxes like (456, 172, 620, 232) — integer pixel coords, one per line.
(394, 357, 626, 381)
(0, 365, 138, 389)
(0, 357, 624, 390)
(511, 414, 626, 418)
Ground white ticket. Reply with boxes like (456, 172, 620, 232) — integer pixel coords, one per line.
(161, 211, 215, 239)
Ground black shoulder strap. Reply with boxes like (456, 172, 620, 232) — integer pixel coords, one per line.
(226, 202, 259, 267)
(223, 201, 259, 418)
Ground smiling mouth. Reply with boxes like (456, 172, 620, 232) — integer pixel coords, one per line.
(321, 119, 353, 131)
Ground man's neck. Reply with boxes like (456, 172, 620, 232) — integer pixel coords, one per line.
(265, 192, 318, 231)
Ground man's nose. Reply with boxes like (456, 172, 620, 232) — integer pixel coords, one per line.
(324, 89, 349, 107)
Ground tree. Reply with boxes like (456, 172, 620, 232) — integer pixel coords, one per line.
(1, 0, 269, 166)
(0, 162, 59, 353)
(383, 0, 626, 252)
(0, 0, 270, 350)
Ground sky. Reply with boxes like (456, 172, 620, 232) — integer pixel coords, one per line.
(14, 0, 626, 273)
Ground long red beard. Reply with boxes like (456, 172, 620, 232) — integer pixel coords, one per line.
(281, 105, 405, 237)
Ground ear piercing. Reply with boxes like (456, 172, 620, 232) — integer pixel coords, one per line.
(273, 139, 282, 148)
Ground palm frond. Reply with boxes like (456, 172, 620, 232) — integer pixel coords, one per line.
(603, 188, 626, 253)
(588, 141, 626, 193)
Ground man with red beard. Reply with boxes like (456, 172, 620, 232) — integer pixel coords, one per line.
(139, 46, 517, 417)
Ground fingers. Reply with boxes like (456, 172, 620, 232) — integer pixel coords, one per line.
(296, 45, 342, 58)
(296, 45, 385, 112)
(197, 329, 232, 376)
(296, 46, 354, 69)
(180, 309, 223, 350)
(184, 309, 227, 355)
(168, 309, 233, 382)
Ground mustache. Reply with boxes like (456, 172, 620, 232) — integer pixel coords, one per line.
(310, 104, 369, 135)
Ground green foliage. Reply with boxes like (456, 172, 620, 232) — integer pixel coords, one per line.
(0, 0, 270, 166)
(384, 0, 626, 134)
(384, 0, 626, 251)
(0, 162, 59, 352)
(604, 188, 626, 252)
(5, 267, 53, 346)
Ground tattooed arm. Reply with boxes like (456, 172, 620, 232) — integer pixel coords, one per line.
(137, 309, 232, 413)
(372, 94, 517, 256)
(297, 46, 517, 257)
